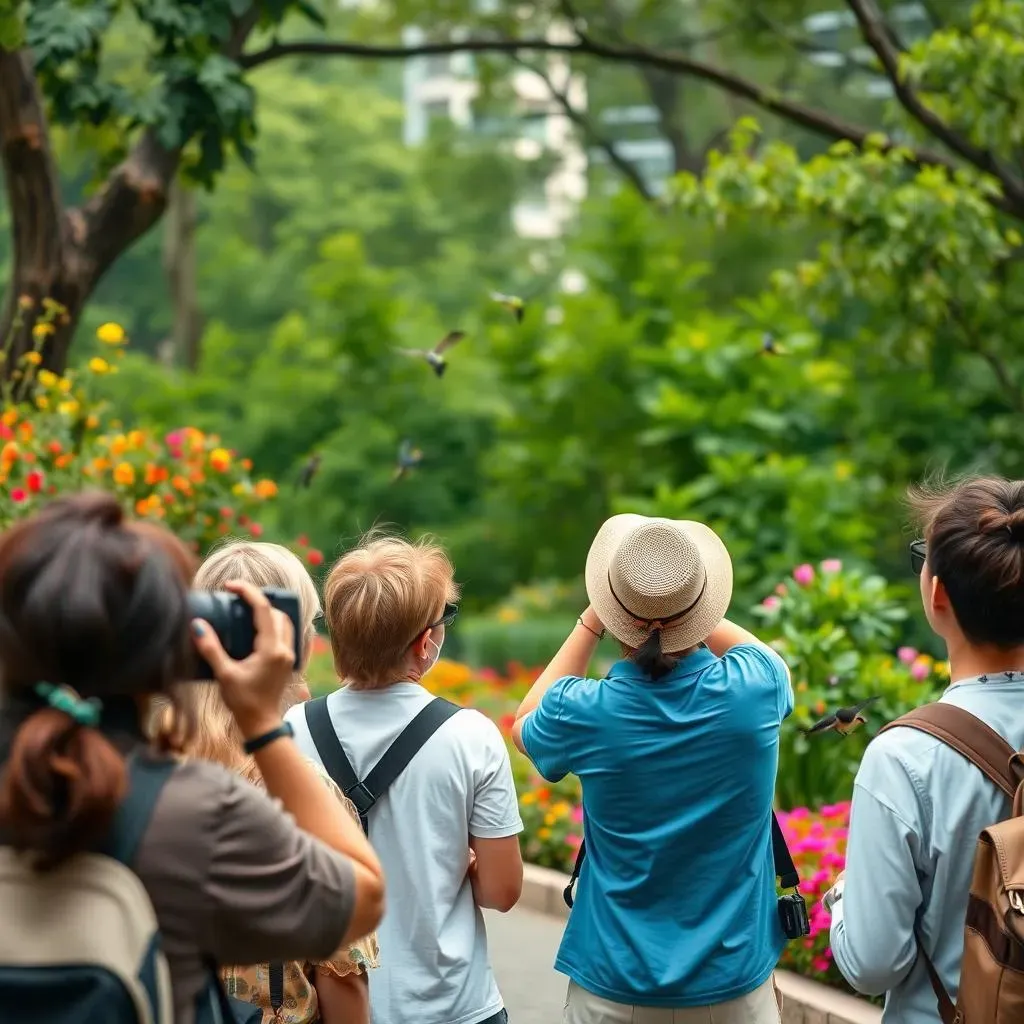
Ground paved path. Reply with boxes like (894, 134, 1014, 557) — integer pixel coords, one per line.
(485, 907, 567, 1024)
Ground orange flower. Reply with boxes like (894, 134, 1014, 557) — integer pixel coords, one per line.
(17, 421, 32, 442)
(171, 475, 192, 495)
(91, 457, 111, 473)
(1, 441, 19, 465)
(110, 436, 128, 457)
(144, 463, 169, 486)
(209, 447, 231, 472)
(127, 430, 146, 449)
(47, 440, 62, 455)
(241, 458, 253, 471)
(1, 410, 16, 427)
(189, 469, 205, 484)
(254, 479, 278, 499)
(135, 495, 164, 518)
(55, 453, 74, 469)
(86, 414, 99, 429)
(113, 462, 135, 486)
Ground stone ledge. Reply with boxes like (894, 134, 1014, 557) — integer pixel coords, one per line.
(518, 864, 881, 1024)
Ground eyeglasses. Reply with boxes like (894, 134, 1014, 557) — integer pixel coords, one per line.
(909, 539, 927, 575)
(426, 602, 459, 631)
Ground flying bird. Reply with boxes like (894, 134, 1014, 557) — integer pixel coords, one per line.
(297, 453, 322, 490)
(803, 696, 881, 738)
(760, 332, 787, 356)
(392, 439, 424, 482)
(490, 292, 525, 323)
(395, 330, 466, 378)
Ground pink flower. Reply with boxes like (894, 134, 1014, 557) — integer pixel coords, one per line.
(898, 646, 918, 664)
(811, 955, 831, 973)
(774, 583, 788, 596)
(571, 806, 583, 824)
(10, 487, 26, 503)
(793, 563, 815, 586)
(911, 660, 930, 681)
(793, 836, 829, 854)
(820, 559, 842, 574)
(761, 595, 781, 610)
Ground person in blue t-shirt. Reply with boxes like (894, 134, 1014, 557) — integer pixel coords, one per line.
(512, 513, 794, 1024)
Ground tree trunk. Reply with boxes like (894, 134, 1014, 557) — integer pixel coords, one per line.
(162, 181, 204, 371)
(0, 49, 180, 379)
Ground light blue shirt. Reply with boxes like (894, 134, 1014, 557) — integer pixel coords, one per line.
(520, 644, 793, 1007)
(830, 675, 1024, 1023)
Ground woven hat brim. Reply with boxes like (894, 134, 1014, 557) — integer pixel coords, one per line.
(585, 514, 733, 652)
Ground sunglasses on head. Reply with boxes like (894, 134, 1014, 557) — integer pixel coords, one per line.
(426, 602, 459, 631)
(909, 539, 927, 575)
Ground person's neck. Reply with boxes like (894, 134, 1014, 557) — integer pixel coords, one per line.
(946, 639, 1024, 683)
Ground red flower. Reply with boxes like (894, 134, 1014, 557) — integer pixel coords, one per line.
(0, 425, 13, 441)
(10, 488, 27, 502)
(249, 522, 263, 538)
(220, 506, 233, 519)
(296, 534, 309, 547)
(25, 470, 43, 494)
(238, 514, 250, 527)
(307, 549, 324, 567)
(47, 440, 62, 454)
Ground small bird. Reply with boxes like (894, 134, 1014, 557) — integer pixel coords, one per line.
(392, 439, 424, 482)
(395, 330, 466, 378)
(760, 332, 787, 356)
(490, 292, 525, 323)
(803, 697, 881, 738)
(297, 453, 322, 490)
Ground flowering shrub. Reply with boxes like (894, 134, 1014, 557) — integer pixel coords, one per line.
(755, 558, 947, 809)
(0, 307, 312, 555)
(776, 803, 850, 984)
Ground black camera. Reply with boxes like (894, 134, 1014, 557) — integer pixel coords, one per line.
(187, 587, 302, 681)
(778, 892, 810, 940)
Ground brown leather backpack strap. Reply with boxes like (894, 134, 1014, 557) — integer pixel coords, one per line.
(913, 929, 957, 1024)
(879, 703, 1018, 799)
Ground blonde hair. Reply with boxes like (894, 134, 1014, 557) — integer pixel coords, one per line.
(184, 540, 322, 779)
(324, 531, 458, 689)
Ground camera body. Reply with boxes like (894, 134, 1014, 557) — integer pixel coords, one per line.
(187, 587, 302, 681)
(778, 892, 810, 940)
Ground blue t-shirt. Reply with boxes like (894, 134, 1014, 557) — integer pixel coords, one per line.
(521, 643, 793, 1007)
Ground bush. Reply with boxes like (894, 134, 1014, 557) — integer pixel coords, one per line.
(754, 558, 947, 809)
(0, 309, 283, 551)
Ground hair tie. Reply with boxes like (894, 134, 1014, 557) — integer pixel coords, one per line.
(34, 682, 102, 728)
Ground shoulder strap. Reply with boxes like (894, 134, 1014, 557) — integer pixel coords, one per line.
(563, 810, 799, 909)
(880, 703, 1019, 799)
(269, 962, 284, 1013)
(304, 695, 461, 830)
(913, 929, 958, 1024)
(303, 696, 360, 793)
(101, 755, 176, 866)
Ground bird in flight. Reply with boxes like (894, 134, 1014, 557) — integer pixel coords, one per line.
(297, 452, 322, 490)
(803, 697, 881, 738)
(393, 439, 424, 482)
(490, 292, 525, 323)
(395, 330, 466, 378)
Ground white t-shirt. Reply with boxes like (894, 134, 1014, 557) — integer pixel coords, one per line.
(285, 682, 523, 1024)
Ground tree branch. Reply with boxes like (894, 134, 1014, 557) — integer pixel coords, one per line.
(513, 56, 653, 201)
(238, 34, 1014, 209)
(0, 50, 66, 297)
(950, 302, 1024, 414)
(845, 0, 1024, 213)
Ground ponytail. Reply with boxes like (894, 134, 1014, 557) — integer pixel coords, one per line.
(630, 628, 679, 680)
(0, 708, 127, 869)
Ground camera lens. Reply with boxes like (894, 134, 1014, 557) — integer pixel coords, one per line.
(187, 591, 235, 649)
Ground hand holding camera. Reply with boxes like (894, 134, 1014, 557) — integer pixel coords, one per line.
(190, 581, 298, 739)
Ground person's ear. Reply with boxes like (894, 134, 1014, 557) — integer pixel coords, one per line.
(931, 575, 950, 614)
(410, 629, 431, 659)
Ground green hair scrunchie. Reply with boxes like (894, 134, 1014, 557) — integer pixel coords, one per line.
(34, 682, 102, 728)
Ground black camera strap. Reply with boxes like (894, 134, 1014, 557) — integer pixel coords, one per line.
(304, 695, 461, 833)
(563, 810, 800, 909)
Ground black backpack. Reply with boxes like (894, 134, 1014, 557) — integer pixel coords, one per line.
(303, 696, 461, 833)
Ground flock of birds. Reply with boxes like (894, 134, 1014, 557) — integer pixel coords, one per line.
(295, 292, 526, 489)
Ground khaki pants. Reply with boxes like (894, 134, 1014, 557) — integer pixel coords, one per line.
(563, 976, 783, 1024)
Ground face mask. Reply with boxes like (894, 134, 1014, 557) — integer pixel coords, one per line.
(423, 635, 443, 673)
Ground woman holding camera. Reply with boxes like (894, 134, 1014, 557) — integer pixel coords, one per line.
(512, 514, 793, 1024)
(187, 540, 380, 1024)
(0, 493, 384, 1024)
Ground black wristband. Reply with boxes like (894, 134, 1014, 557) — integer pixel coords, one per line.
(242, 721, 294, 755)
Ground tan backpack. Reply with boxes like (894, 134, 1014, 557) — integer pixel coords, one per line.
(879, 703, 1024, 1024)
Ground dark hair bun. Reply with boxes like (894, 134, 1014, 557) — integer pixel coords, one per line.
(1003, 508, 1024, 541)
(68, 491, 124, 529)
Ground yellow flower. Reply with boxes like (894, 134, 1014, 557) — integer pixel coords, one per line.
(35, 396, 49, 410)
(543, 812, 557, 827)
(86, 414, 100, 429)
(232, 482, 248, 497)
(110, 436, 128, 457)
(88, 357, 111, 375)
(37, 370, 58, 388)
(32, 322, 54, 339)
(496, 606, 522, 624)
(537, 828, 552, 841)
(58, 399, 80, 416)
(113, 462, 135, 486)
(23, 351, 42, 366)
(552, 801, 571, 817)
(127, 429, 146, 449)
(97, 323, 126, 345)
(1, 410, 16, 427)
(254, 478, 278, 499)
(209, 447, 232, 472)
(520, 793, 536, 806)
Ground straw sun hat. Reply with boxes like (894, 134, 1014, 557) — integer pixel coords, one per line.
(585, 514, 733, 652)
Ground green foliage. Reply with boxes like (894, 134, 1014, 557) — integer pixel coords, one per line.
(755, 558, 945, 809)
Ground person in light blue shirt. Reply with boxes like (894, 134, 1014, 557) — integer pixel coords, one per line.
(511, 514, 793, 1024)
(827, 476, 1024, 1023)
